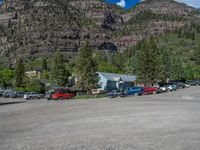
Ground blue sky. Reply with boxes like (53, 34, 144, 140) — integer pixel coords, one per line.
(105, 0, 200, 9)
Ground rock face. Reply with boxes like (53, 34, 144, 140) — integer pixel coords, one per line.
(0, 0, 199, 62)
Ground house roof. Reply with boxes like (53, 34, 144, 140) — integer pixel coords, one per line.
(98, 72, 136, 82)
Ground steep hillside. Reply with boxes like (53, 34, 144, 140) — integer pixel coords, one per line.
(113, 0, 200, 51)
(0, 0, 199, 64)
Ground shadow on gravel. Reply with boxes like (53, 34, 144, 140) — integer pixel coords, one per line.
(0, 101, 25, 106)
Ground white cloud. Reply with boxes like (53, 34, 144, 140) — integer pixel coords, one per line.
(175, 0, 200, 8)
(117, 0, 126, 8)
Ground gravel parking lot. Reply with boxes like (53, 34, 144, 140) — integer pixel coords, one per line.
(0, 87, 200, 150)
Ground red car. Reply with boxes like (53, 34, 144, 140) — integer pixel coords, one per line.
(143, 86, 158, 94)
(48, 88, 76, 100)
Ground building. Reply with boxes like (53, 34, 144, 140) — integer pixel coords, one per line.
(97, 72, 136, 91)
(25, 69, 43, 79)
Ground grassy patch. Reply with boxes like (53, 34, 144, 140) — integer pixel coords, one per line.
(75, 94, 107, 100)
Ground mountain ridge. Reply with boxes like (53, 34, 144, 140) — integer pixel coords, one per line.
(0, 0, 199, 65)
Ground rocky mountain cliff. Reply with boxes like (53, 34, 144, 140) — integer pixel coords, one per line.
(0, 0, 199, 62)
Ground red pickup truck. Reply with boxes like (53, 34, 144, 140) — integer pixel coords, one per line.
(47, 88, 76, 100)
(143, 86, 158, 94)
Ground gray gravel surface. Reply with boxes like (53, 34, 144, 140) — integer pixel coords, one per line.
(0, 87, 200, 150)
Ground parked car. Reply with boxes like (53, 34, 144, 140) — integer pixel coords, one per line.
(47, 88, 76, 100)
(184, 83, 190, 88)
(126, 87, 143, 96)
(9, 91, 25, 98)
(2, 90, 14, 98)
(172, 84, 177, 91)
(159, 86, 167, 92)
(176, 82, 186, 89)
(186, 80, 200, 86)
(165, 85, 175, 91)
(143, 86, 158, 94)
(24, 92, 44, 100)
(0, 89, 4, 97)
(107, 90, 126, 98)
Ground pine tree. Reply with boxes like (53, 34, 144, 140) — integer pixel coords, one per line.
(15, 58, 25, 87)
(50, 49, 68, 87)
(170, 57, 185, 81)
(75, 42, 99, 93)
(42, 58, 48, 71)
(136, 37, 164, 84)
(161, 49, 172, 81)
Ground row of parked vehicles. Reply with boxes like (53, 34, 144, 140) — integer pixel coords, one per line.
(0, 90, 44, 100)
(0, 88, 77, 100)
(106, 81, 200, 98)
(0, 80, 199, 100)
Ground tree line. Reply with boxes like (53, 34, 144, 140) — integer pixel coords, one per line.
(0, 35, 199, 93)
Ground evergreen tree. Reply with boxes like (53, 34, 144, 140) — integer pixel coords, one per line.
(136, 37, 164, 84)
(15, 58, 25, 87)
(170, 57, 185, 81)
(161, 49, 172, 81)
(42, 58, 48, 71)
(50, 49, 68, 87)
(75, 42, 99, 93)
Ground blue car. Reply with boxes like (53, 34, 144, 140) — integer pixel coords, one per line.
(126, 87, 144, 96)
(107, 90, 126, 98)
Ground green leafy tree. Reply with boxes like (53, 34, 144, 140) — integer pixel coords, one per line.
(15, 58, 25, 87)
(184, 65, 194, 80)
(0, 69, 14, 88)
(75, 42, 99, 93)
(50, 49, 68, 87)
(193, 48, 200, 65)
(25, 79, 45, 94)
(98, 61, 122, 74)
(193, 65, 200, 80)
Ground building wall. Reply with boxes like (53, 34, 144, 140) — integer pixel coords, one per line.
(98, 74, 117, 91)
(98, 73, 135, 91)
(98, 73, 108, 90)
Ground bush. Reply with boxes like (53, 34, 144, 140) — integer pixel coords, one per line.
(24, 79, 45, 93)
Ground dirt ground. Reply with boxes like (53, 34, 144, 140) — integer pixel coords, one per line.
(0, 86, 200, 150)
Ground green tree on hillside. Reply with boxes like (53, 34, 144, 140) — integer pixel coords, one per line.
(50, 49, 69, 87)
(15, 58, 25, 87)
(42, 58, 48, 71)
(75, 42, 99, 93)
